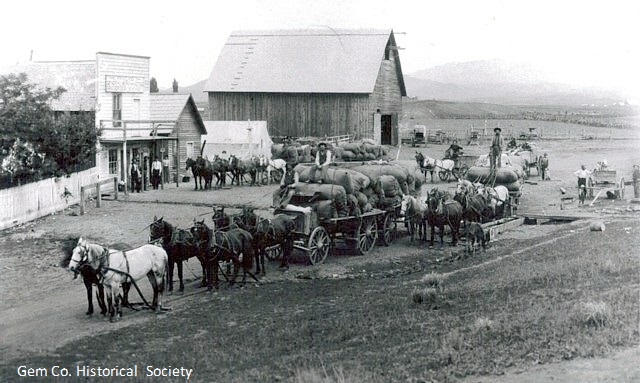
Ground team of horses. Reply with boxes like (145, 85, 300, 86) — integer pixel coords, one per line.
(186, 155, 286, 191)
(65, 207, 296, 322)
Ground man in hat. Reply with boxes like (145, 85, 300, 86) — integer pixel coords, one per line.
(309, 142, 332, 183)
(489, 127, 504, 171)
(539, 153, 549, 181)
(131, 158, 142, 193)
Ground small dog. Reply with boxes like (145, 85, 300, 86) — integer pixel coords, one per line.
(467, 222, 487, 254)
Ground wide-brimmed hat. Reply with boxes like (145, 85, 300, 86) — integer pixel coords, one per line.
(318, 142, 328, 148)
(494, 127, 502, 132)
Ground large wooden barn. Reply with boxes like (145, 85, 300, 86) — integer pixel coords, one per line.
(204, 29, 407, 145)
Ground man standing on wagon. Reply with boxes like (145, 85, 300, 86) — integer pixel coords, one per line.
(489, 127, 504, 171)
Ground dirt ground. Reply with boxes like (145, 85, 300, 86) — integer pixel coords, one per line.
(0, 136, 639, 381)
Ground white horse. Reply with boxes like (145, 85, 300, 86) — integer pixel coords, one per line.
(477, 184, 510, 219)
(68, 238, 168, 322)
(266, 158, 287, 184)
(422, 156, 455, 182)
(401, 195, 429, 242)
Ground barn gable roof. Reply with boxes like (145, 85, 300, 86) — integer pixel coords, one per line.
(204, 28, 406, 94)
(150, 93, 207, 134)
(5, 61, 97, 111)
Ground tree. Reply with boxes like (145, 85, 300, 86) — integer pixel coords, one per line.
(172, 79, 178, 93)
(150, 77, 159, 93)
(0, 73, 99, 187)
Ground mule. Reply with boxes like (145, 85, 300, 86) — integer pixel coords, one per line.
(149, 216, 205, 293)
(400, 195, 428, 242)
(426, 189, 463, 247)
(68, 238, 167, 322)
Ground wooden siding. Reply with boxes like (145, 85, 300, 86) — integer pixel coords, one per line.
(95, 53, 150, 134)
(208, 92, 372, 139)
(368, 52, 403, 145)
(171, 103, 202, 180)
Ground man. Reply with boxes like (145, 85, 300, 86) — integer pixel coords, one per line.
(131, 159, 142, 193)
(574, 164, 591, 203)
(445, 139, 463, 161)
(308, 142, 332, 183)
(489, 127, 504, 171)
(539, 153, 549, 181)
(151, 157, 162, 189)
(273, 162, 299, 208)
(632, 164, 640, 199)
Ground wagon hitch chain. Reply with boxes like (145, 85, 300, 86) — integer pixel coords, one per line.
(102, 266, 171, 312)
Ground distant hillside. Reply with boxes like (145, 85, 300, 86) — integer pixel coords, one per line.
(406, 59, 625, 105)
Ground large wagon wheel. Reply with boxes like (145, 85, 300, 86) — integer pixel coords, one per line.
(356, 216, 378, 255)
(587, 177, 595, 198)
(307, 226, 330, 265)
(617, 177, 626, 199)
(380, 212, 397, 246)
(453, 164, 469, 180)
(438, 170, 450, 182)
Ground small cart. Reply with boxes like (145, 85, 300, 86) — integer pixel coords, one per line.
(586, 169, 626, 205)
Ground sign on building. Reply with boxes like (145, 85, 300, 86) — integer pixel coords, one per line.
(105, 75, 145, 93)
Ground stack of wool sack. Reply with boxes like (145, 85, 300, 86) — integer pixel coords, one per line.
(466, 156, 522, 195)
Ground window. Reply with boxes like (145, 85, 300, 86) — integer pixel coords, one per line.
(112, 93, 122, 127)
(185, 142, 194, 159)
(108, 149, 118, 175)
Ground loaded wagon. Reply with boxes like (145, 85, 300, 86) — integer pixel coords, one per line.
(433, 154, 479, 182)
(273, 193, 399, 264)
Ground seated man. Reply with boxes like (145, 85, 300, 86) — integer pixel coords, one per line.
(445, 139, 463, 160)
(507, 137, 518, 149)
(308, 142, 332, 183)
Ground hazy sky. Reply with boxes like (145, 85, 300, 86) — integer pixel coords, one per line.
(4, 0, 639, 98)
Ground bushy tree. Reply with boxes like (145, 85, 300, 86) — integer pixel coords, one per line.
(0, 73, 99, 187)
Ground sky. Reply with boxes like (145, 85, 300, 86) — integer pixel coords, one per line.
(3, 0, 639, 99)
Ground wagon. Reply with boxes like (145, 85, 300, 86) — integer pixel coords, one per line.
(586, 169, 626, 205)
(435, 154, 479, 182)
(273, 193, 399, 264)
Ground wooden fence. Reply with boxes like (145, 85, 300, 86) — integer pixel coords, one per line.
(0, 167, 106, 230)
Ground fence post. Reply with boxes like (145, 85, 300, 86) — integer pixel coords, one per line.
(96, 182, 101, 208)
(80, 186, 86, 215)
(114, 177, 119, 201)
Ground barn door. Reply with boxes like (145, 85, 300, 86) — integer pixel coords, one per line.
(381, 114, 392, 145)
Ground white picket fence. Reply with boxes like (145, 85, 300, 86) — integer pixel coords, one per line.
(0, 167, 105, 230)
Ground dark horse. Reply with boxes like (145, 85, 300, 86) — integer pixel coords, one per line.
(426, 188, 463, 247)
(149, 216, 205, 292)
(191, 220, 255, 290)
(212, 155, 230, 188)
(254, 214, 296, 270)
(186, 157, 213, 190)
(229, 154, 248, 186)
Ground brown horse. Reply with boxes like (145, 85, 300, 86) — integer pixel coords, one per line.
(426, 188, 463, 247)
(149, 216, 205, 293)
(254, 214, 296, 271)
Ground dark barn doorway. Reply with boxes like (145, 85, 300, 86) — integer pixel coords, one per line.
(381, 114, 392, 145)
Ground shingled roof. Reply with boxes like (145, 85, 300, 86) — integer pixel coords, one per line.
(150, 93, 206, 134)
(5, 61, 96, 111)
(204, 28, 405, 94)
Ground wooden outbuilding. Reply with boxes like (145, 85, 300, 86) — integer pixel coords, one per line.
(204, 29, 406, 145)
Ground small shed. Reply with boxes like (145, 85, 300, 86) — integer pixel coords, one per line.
(201, 121, 272, 160)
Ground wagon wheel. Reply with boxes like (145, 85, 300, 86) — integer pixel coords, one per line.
(618, 177, 626, 199)
(261, 172, 270, 185)
(356, 216, 378, 255)
(454, 164, 469, 180)
(438, 170, 449, 182)
(265, 245, 282, 261)
(380, 212, 397, 246)
(307, 226, 330, 265)
(587, 177, 595, 198)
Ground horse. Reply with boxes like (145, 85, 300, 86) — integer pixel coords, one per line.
(400, 195, 428, 242)
(197, 156, 213, 190)
(149, 216, 205, 293)
(68, 238, 167, 322)
(212, 206, 233, 231)
(454, 184, 492, 224)
(247, 155, 268, 186)
(477, 184, 510, 219)
(426, 188, 463, 247)
(254, 214, 296, 271)
(212, 155, 230, 188)
(416, 152, 455, 182)
(466, 222, 487, 254)
(229, 154, 248, 186)
(191, 221, 255, 289)
(186, 157, 203, 190)
(266, 158, 287, 184)
(60, 237, 106, 316)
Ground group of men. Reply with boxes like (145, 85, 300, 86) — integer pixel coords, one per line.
(130, 155, 170, 192)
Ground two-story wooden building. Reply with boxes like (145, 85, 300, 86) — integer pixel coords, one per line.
(204, 29, 407, 145)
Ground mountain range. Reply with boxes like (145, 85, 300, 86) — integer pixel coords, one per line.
(165, 59, 626, 106)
